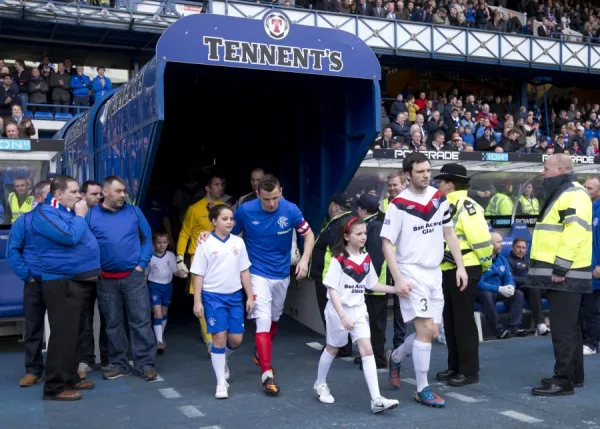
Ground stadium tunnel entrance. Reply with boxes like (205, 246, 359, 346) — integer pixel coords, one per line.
(60, 12, 382, 335)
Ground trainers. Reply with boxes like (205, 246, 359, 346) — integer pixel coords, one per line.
(262, 372, 280, 396)
(370, 396, 399, 413)
(103, 366, 129, 380)
(215, 382, 229, 399)
(388, 354, 402, 389)
(100, 363, 111, 372)
(414, 386, 445, 408)
(224, 360, 230, 381)
(142, 368, 158, 381)
(583, 345, 597, 356)
(536, 323, 550, 336)
(313, 382, 335, 404)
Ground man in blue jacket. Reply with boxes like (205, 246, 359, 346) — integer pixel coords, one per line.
(87, 176, 156, 381)
(70, 65, 91, 106)
(31, 175, 100, 401)
(6, 180, 51, 387)
(583, 177, 600, 355)
(475, 232, 525, 339)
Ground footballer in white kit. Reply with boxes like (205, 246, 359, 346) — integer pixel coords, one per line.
(380, 152, 467, 409)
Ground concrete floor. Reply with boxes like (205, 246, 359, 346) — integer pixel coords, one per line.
(1, 315, 599, 429)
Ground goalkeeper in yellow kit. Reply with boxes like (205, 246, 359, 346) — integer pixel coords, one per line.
(177, 175, 226, 355)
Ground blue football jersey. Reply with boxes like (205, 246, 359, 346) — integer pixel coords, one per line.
(233, 199, 310, 279)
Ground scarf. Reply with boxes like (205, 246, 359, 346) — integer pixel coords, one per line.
(44, 193, 72, 213)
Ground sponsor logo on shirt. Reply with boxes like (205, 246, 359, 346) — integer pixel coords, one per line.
(252, 220, 260, 225)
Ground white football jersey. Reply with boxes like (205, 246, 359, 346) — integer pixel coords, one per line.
(380, 186, 452, 268)
(148, 251, 178, 285)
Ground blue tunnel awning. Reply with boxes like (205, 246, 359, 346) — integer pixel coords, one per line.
(155, 11, 381, 81)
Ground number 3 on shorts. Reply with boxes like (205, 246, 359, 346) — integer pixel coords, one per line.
(420, 298, 428, 312)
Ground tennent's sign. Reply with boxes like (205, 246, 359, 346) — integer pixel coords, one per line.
(156, 11, 380, 80)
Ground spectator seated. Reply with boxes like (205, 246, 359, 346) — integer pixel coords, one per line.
(54, 113, 73, 121)
(34, 111, 54, 120)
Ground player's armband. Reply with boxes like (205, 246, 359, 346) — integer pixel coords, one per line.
(295, 220, 311, 236)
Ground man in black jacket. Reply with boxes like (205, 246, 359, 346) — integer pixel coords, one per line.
(507, 238, 550, 335)
(357, 194, 388, 368)
(309, 193, 352, 355)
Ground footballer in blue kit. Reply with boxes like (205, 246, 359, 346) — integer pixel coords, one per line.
(230, 175, 315, 396)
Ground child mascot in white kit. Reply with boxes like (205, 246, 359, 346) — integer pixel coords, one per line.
(314, 216, 402, 413)
(191, 204, 254, 399)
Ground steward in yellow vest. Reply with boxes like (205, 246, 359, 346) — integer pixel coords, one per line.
(8, 191, 34, 223)
(485, 185, 514, 216)
(434, 163, 493, 386)
(527, 154, 592, 397)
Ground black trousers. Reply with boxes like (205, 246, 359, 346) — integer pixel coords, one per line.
(392, 295, 406, 348)
(23, 280, 46, 377)
(442, 266, 482, 377)
(581, 290, 600, 351)
(547, 290, 584, 389)
(365, 294, 388, 367)
(79, 285, 109, 367)
(43, 279, 95, 396)
(523, 287, 546, 325)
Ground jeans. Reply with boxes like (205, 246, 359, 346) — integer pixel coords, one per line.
(78, 284, 109, 367)
(476, 289, 524, 335)
(98, 270, 156, 373)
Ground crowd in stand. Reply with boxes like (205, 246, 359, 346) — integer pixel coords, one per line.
(374, 88, 600, 155)
(0, 57, 113, 131)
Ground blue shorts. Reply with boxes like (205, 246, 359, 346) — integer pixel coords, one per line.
(149, 281, 173, 307)
(202, 289, 245, 334)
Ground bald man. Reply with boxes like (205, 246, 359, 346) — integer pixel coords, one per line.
(527, 154, 593, 396)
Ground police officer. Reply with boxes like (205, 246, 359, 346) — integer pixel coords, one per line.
(528, 154, 592, 396)
(310, 193, 352, 354)
(357, 194, 388, 368)
(434, 164, 493, 387)
(7, 180, 51, 387)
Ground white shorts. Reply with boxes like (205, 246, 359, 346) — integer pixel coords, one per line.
(398, 263, 444, 324)
(324, 302, 371, 348)
(247, 274, 290, 322)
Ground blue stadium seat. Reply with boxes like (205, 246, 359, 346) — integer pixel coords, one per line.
(25, 111, 33, 119)
(524, 297, 549, 311)
(500, 237, 513, 257)
(54, 113, 73, 121)
(510, 223, 532, 245)
(34, 111, 54, 120)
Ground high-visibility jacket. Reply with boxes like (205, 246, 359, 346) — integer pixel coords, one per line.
(526, 176, 592, 293)
(485, 192, 514, 216)
(309, 211, 351, 281)
(518, 195, 540, 215)
(8, 192, 34, 223)
(363, 212, 386, 295)
(441, 190, 493, 272)
(379, 198, 390, 213)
